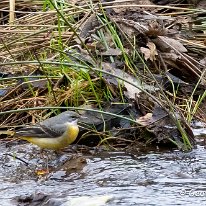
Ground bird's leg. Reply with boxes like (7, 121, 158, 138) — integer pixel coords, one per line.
(39, 148, 46, 159)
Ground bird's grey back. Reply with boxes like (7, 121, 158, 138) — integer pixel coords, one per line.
(40, 111, 78, 135)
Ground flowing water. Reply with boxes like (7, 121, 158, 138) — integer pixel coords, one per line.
(0, 133, 206, 205)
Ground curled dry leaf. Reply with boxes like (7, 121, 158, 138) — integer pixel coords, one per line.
(136, 106, 168, 126)
(102, 63, 142, 99)
(140, 42, 158, 61)
(136, 113, 153, 126)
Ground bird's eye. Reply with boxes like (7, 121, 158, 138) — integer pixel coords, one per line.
(71, 115, 79, 119)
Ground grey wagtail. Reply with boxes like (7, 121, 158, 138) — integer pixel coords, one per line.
(15, 111, 80, 150)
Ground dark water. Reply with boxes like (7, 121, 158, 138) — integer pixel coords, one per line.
(1, 139, 206, 206)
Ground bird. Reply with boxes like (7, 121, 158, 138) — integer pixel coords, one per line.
(14, 111, 80, 150)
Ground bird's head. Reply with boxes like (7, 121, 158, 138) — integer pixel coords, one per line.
(61, 111, 81, 124)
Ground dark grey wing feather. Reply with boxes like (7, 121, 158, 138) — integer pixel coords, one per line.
(15, 124, 60, 138)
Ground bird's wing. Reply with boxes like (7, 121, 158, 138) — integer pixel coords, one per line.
(40, 117, 67, 136)
(15, 124, 60, 138)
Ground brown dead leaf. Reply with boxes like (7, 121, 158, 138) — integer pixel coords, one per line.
(147, 42, 158, 60)
(140, 47, 151, 61)
(136, 106, 168, 126)
(153, 36, 187, 53)
(140, 42, 158, 61)
(58, 156, 87, 174)
(136, 113, 153, 126)
(124, 75, 142, 99)
(102, 63, 158, 99)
